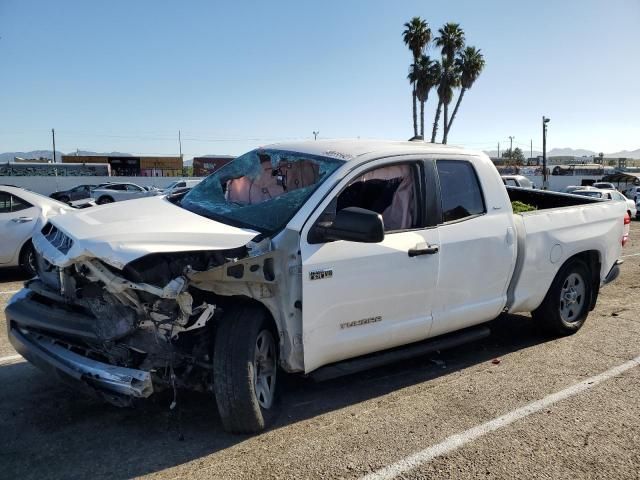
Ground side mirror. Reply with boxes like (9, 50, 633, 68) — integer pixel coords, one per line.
(309, 207, 384, 244)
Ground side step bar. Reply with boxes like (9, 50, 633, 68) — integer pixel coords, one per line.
(310, 325, 491, 382)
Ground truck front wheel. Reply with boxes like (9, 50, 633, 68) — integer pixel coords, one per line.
(213, 305, 279, 433)
(532, 259, 592, 336)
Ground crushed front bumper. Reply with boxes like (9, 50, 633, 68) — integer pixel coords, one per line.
(6, 290, 153, 405)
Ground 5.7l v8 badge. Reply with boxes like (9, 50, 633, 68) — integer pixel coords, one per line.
(309, 269, 333, 281)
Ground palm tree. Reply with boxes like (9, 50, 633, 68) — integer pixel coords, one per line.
(431, 23, 465, 142)
(414, 56, 441, 137)
(443, 47, 485, 144)
(439, 65, 460, 144)
(403, 17, 431, 137)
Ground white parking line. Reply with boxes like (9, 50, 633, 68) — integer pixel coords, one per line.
(361, 355, 640, 480)
(621, 252, 640, 258)
(0, 289, 20, 295)
(0, 354, 24, 365)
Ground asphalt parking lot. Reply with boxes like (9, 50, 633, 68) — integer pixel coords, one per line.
(1, 224, 640, 480)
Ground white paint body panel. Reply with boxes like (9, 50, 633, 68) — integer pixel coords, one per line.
(508, 200, 625, 313)
(35, 196, 259, 268)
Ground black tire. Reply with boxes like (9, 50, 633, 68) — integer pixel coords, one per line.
(213, 305, 279, 433)
(59, 195, 71, 204)
(96, 196, 114, 205)
(532, 259, 592, 336)
(19, 242, 37, 277)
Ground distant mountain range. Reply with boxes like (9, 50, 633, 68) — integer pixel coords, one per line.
(3, 147, 640, 163)
(483, 147, 640, 159)
(0, 150, 133, 163)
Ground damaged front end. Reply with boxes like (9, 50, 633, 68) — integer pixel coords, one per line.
(7, 226, 286, 406)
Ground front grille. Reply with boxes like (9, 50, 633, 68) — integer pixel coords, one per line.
(41, 223, 74, 254)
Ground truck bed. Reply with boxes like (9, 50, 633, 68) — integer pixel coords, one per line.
(505, 186, 625, 314)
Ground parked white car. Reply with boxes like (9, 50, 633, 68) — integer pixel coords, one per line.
(592, 182, 617, 191)
(162, 179, 202, 195)
(572, 188, 636, 217)
(92, 183, 160, 204)
(563, 185, 597, 194)
(501, 175, 534, 188)
(0, 186, 72, 275)
(7, 140, 628, 434)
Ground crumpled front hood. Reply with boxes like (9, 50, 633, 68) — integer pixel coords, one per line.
(32, 196, 259, 269)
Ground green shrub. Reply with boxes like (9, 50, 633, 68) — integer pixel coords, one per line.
(511, 201, 536, 214)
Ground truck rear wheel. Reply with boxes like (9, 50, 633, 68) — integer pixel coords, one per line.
(532, 259, 592, 336)
(213, 305, 279, 433)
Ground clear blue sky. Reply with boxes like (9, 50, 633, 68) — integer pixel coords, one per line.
(1, 0, 638, 158)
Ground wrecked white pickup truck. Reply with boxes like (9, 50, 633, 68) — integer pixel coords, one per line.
(6, 139, 628, 433)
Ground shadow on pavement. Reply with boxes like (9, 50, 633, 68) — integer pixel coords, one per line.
(0, 313, 549, 479)
(0, 268, 32, 284)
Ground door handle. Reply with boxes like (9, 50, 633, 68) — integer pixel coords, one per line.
(408, 244, 439, 257)
(11, 217, 33, 223)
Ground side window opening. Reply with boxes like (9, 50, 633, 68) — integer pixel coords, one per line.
(436, 160, 485, 223)
(10, 194, 32, 212)
(0, 192, 10, 213)
(334, 163, 419, 232)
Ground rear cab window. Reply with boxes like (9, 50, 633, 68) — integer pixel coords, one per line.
(436, 159, 486, 223)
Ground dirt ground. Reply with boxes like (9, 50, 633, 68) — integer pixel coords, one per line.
(1, 223, 640, 480)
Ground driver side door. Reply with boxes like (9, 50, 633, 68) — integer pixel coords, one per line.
(299, 158, 440, 373)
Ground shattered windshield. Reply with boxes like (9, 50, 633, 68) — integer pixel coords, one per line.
(180, 149, 343, 233)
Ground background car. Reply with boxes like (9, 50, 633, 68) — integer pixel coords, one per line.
(50, 184, 97, 203)
(592, 182, 617, 191)
(0, 186, 72, 275)
(562, 185, 598, 194)
(162, 179, 202, 195)
(624, 186, 640, 202)
(92, 182, 161, 204)
(501, 175, 534, 189)
(603, 189, 637, 219)
(573, 188, 636, 219)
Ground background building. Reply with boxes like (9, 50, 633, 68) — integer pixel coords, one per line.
(62, 155, 182, 176)
(192, 155, 235, 176)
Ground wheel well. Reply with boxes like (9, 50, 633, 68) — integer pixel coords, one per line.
(18, 238, 33, 264)
(567, 250, 601, 311)
(215, 295, 279, 335)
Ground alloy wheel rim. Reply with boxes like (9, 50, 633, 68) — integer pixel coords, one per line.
(254, 329, 277, 409)
(559, 272, 585, 323)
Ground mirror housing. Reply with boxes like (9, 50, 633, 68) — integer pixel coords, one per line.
(309, 207, 384, 244)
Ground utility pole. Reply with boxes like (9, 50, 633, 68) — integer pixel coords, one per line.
(497, 142, 500, 158)
(542, 116, 550, 189)
(508, 135, 514, 155)
(530, 139, 533, 161)
(178, 130, 183, 159)
(312, 131, 319, 140)
(51, 128, 56, 163)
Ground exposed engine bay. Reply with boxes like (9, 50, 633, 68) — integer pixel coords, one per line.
(24, 235, 299, 405)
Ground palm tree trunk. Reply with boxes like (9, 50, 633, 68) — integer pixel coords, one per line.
(412, 85, 418, 137)
(420, 99, 425, 137)
(442, 102, 449, 144)
(444, 88, 466, 144)
(431, 99, 443, 143)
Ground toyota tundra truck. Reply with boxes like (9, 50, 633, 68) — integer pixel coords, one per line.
(6, 139, 627, 433)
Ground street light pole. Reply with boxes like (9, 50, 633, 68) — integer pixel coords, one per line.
(51, 128, 56, 163)
(542, 116, 550, 190)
